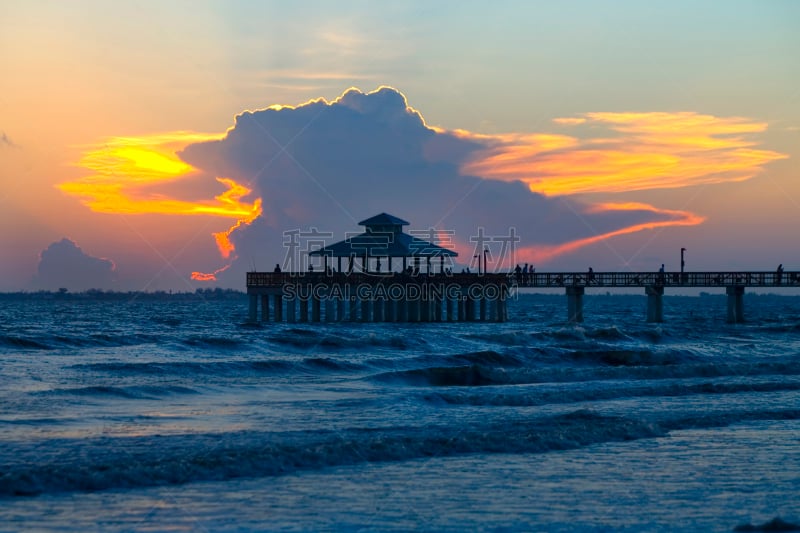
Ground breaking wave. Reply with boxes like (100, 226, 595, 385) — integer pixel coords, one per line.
(0, 410, 663, 497)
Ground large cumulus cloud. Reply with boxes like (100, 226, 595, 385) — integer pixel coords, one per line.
(179, 87, 691, 281)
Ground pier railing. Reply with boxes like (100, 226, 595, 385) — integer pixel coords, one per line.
(248, 271, 799, 289)
(510, 271, 800, 288)
(247, 271, 510, 288)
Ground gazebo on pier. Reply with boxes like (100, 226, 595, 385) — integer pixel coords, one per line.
(309, 213, 457, 275)
(246, 213, 510, 323)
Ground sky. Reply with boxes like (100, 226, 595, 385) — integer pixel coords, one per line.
(1, 0, 799, 291)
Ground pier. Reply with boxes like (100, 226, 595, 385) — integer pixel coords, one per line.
(247, 271, 509, 323)
(246, 213, 799, 324)
(248, 269, 799, 324)
(510, 270, 800, 323)
(247, 213, 508, 323)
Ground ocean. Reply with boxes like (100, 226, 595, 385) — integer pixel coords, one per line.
(1, 292, 799, 532)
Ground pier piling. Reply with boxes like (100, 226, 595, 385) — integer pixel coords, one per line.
(646, 285, 664, 323)
(566, 286, 584, 323)
(727, 285, 745, 323)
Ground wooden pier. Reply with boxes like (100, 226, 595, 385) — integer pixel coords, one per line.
(245, 212, 798, 324)
(247, 272, 510, 324)
(247, 269, 800, 324)
(246, 212, 513, 324)
(510, 270, 800, 323)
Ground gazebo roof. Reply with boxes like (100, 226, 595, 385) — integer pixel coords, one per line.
(358, 213, 409, 227)
(310, 213, 457, 258)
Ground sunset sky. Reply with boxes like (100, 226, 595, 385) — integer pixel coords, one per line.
(1, 0, 798, 291)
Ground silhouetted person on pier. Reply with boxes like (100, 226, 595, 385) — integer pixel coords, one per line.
(776, 264, 784, 285)
(587, 267, 594, 284)
(273, 264, 281, 273)
(514, 264, 522, 283)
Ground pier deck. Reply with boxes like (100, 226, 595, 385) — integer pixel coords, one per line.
(510, 271, 799, 289)
(246, 270, 800, 324)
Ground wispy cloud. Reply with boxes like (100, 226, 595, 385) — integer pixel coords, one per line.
(250, 69, 381, 95)
(1, 131, 19, 149)
(517, 203, 705, 264)
(464, 111, 787, 196)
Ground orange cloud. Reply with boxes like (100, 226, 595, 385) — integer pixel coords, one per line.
(552, 117, 586, 126)
(59, 132, 263, 279)
(441, 202, 705, 270)
(517, 203, 706, 264)
(191, 263, 231, 282)
(463, 111, 787, 196)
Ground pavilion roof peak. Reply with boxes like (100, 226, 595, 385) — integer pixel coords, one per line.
(309, 213, 457, 258)
(358, 213, 410, 227)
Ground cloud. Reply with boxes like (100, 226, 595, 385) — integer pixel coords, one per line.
(58, 132, 263, 265)
(552, 117, 586, 126)
(176, 86, 722, 281)
(33, 238, 117, 291)
(62, 86, 785, 283)
(249, 69, 381, 94)
(518, 203, 705, 263)
(1, 131, 19, 148)
(464, 111, 787, 196)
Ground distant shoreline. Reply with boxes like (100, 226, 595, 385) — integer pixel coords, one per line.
(0, 288, 246, 301)
(2, 289, 799, 302)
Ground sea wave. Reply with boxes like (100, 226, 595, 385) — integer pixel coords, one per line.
(424, 379, 800, 407)
(38, 384, 199, 399)
(586, 325, 633, 340)
(268, 328, 417, 350)
(444, 349, 526, 367)
(0, 335, 52, 350)
(372, 365, 513, 387)
(373, 358, 800, 387)
(566, 347, 696, 366)
(0, 410, 663, 497)
(181, 335, 245, 349)
(74, 357, 366, 376)
(460, 331, 536, 346)
(0, 333, 160, 351)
